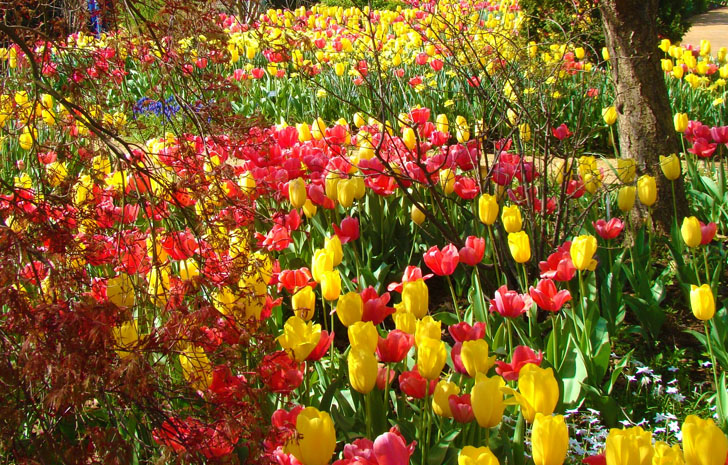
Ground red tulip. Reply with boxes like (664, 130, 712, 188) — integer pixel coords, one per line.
(450, 342, 469, 375)
(423, 244, 459, 276)
(410, 107, 431, 125)
(361, 286, 395, 325)
(377, 330, 414, 363)
(495, 345, 543, 381)
(398, 368, 437, 399)
(529, 279, 572, 312)
(373, 430, 415, 465)
(539, 242, 576, 282)
(306, 331, 333, 361)
(689, 138, 718, 158)
(333, 217, 360, 244)
(700, 221, 717, 245)
(448, 322, 486, 343)
(458, 236, 485, 266)
(278, 268, 314, 293)
(260, 351, 303, 394)
(454, 176, 480, 200)
(209, 365, 246, 404)
(582, 454, 606, 465)
(593, 218, 624, 240)
(552, 123, 573, 140)
(387, 265, 434, 292)
(489, 285, 533, 318)
(709, 125, 728, 145)
(376, 364, 396, 390)
(448, 394, 474, 423)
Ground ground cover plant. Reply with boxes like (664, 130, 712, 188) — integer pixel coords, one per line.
(0, 0, 727, 464)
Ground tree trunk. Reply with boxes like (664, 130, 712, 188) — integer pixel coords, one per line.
(599, 0, 688, 231)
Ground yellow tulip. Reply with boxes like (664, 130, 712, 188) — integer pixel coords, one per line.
(393, 309, 416, 334)
(458, 446, 500, 465)
(674, 113, 689, 133)
(285, 407, 337, 465)
(618, 159, 637, 184)
(415, 315, 441, 347)
(637, 175, 657, 207)
(440, 168, 456, 195)
(532, 414, 569, 465)
(504, 363, 559, 423)
(277, 316, 321, 361)
(337, 178, 356, 208)
(652, 441, 685, 465)
(348, 348, 378, 394)
(681, 217, 702, 248)
(605, 426, 654, 465)
(690, 284, 715, 321)
(603, 106, 618, 125)
(700, 39, 711, 56)
(337, 291, 363, 327)
(179, 345, 213, 390)
(311, 248, 334, 283)
(297, 123, 312, 142)
(660, 154, 681, 181)
(519, 123, 532, 142)
(107, 273, 136, 308)
(432, 380, 460, 418)
(303, 199, 317, 218)
(436, 113, 449, 133)
(508, 231, 531, 264)
(502, 205, 522, 233)
(324, 235, 343, 266)
(471, 373, 505, 428)
(618, 186, 636, 212)
(411, 205, 426, 225)
(348, 321, 378, 353)
(289, 177, 307, 208)
(570, 235, 597, 271)
(292, 286, 316, 321)
(402, 278, 429, 319)
(461, 339, 496, 377)
(320, 269, 341, 301)
(403, 127, 417, 150)
(417, 337, 447, 379)
(478, 194, 499, 225)
(112, 320, 140, 359)
(455, 115, 469, 143)
(682, 415, 728, 465)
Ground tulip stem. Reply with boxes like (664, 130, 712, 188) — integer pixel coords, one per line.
(691, 251, 702, 286)
(487, 226, 501, 286)
(446, 274, 461, 322)
(366, 391, 373, 439)
(473, 266, 490, 340)
(520, 263, 529, 294)
(383, 364, 391, 418)
(704, 321, 724, 428)
(702, 248, 710, 285)
(577, 270, 591, 353)
(670, 180, 678, 226)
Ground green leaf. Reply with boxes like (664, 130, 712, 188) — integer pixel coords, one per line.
(559, 337, 588, 405)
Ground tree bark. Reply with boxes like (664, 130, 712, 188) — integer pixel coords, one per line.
(599, 0, 688, 231)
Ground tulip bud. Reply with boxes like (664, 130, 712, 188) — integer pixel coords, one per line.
(508, 231, 531, 264)
(436, 113, 449, 133)
(107, 273, 136, 308)
(602, 106, 617, 126)
(570, 235, 597, 271)
(432, 380, 460, 418)
(348, 321, 378, 353)
(674, 113, 689, 133)
(353, 112, 366, 128)
(303, 199, 317, 218)
(292, 286, 316, 321)
(325, 171, 341, 201)
(478, 194, 499, 225)
(602, 47, 610, 61)
(311, 249, 334, 283)
(289, 178, 307, 208)
(681, 217, 702, 248)
(502, 205, 522, 233)
(617, 186, 636, 212)
(179, 345, 212, 389)
(440, 168, 456, 195)
(324, 235, 343, 266)
(661, 59, 674, 72)
(455, 115, 469, 143)
(718, 47, 728, 63)
(334, 62, 346, 76)
(531, 414, 569, 465)
(519, 123, 531, 142)
(682, 415, 728, 465)
(660, 154, 681, 181)
(575, 47, 585, 60)
(297, 123, 312, 142)
(411, 205, 426, 225)
(471, 373, 505, 428)
(460, 339, 496, 377)
(700, 39, 711, 56)
(337, 178, 356, 208)
(393, 309, 416, 334)
(113, 320, 140, 359)
(417, 337, 447, 380)
(415, 315, 441, 347)
(402, 127, 417, 150)
(605, 426, 654, 465)
(348, 348, 378, 394)
(617, 159, 636, 184)
(458, 446, 499, 465)
(507, 363, 559, 423)
(690, 284, 715, 321)
(311, 117, 325, 140)
(637, 175, 657, 207)
(320, 269, 341, 301)
(285, 407, 336, 465)
(337, 291, 363, 327)
(402, 278, 429, 319)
